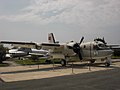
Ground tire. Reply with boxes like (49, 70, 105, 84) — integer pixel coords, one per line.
(61, 59, 66, 66)
(90, 60, 95, 63)
(105, 62, 110, 67)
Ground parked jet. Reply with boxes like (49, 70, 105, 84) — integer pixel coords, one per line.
(5, 48, 48, 60)
(41, 33, 113, 67)
(5, 48, 28, 59)
(0, 41, 48, 60)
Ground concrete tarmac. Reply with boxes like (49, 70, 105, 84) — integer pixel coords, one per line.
(0, 60, 120, 90)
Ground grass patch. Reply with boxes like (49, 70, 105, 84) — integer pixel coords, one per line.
(112, 56, 120, 59)
(14, 59, 61, 65)
(0, 63, 9, 67)
(15, 59, 47, 65)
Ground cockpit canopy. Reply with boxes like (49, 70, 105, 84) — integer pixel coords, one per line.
(94, 42, 109, 50)
(94, 38, 107, 44)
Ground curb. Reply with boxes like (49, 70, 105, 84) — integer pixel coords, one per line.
(0, 78, 5, 83)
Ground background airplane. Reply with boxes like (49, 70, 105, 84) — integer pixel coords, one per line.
(0, 41, 48, 60)
(5, 47, 48, 60)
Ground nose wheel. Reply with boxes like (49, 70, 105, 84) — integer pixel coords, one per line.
(105, 57, 111, 67)
(105, 62, 110, 67)
(61, 59, 66, 66)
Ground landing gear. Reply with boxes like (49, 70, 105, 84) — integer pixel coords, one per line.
(61, 59, 66, 66)
(105, 57, 111, 67)
(105, 62, 110, 67)
(90, 60, 95, 63)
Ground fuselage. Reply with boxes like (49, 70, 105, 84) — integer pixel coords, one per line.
(49, 41, 113, 61)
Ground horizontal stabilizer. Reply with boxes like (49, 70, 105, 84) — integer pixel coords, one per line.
(41, 43, 60, 47)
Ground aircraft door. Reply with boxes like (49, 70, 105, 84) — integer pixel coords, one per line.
(89, 42, 99, 59)
(93, 44, 99, 57)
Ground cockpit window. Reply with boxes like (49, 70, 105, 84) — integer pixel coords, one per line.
(93, 45, 99, 50)
(98, 44, 105, 47)
(96, 43, 109, 50)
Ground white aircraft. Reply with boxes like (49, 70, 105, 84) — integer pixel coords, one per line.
(5, 48, 28, 59)
(0, 41, 48, 60)
(5, 48, 48, 60)
(41, 33, 113, 67)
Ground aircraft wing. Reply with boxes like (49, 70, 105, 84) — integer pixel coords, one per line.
(41, 43, 60, 49)
(0, 41, 41, 49)
(41, 43, 64, 52)
(107, 45, 120, 48)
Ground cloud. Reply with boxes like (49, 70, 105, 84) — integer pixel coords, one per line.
(0, 0, 120, 27)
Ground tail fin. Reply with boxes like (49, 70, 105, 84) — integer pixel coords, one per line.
(48, 33, 56, 43)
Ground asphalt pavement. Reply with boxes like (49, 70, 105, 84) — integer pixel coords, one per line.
(1, 61, 120, 90)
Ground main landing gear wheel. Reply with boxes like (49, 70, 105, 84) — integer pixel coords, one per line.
(105, 57, 111, 67)
(105, 62, 110, 67)
(90, 60, 95, 64)
(61, 59, 66, 66)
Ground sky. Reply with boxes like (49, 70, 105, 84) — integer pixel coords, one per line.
(0, 0, 120, 44)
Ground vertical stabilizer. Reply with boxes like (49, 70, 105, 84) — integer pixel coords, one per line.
(48, 33, 56, 43)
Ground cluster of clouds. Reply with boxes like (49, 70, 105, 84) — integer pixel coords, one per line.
(0, 0, 120, 27)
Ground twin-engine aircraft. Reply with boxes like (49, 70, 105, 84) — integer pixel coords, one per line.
(0, 33, 113, 66)
(41, 33, 113, 67)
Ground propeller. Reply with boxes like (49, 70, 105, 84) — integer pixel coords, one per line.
(79, 37, 84, 45)
(72, 37, 84, 60)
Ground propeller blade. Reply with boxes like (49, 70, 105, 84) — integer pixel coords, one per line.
(79, 37, 84, 45)
(73, 43, 83, 60)
(78, 51, 82, 60)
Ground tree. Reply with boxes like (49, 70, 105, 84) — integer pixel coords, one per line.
(0, 44, 6, 63)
